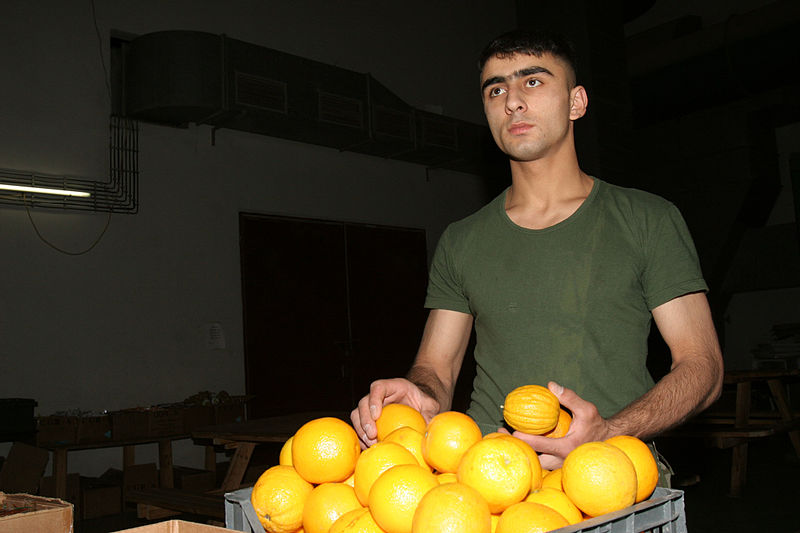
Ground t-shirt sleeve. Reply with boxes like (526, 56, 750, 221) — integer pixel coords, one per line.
(642, 203, 708, 310)
(424, 227, 472, 314)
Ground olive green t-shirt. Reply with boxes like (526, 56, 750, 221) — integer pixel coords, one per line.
(425, 178, 707, 434)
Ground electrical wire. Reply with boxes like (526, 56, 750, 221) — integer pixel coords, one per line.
(91, 0, 113, 102)
(25, 200, 113, 255)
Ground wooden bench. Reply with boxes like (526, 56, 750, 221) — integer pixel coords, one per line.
(126, 487, 225, 520)
(662, 368, 800, 497)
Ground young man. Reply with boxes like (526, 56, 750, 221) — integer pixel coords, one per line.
(351, 30, 723, 470)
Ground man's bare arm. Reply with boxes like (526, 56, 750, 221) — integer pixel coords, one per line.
(406, 309, 474, 412)
(605, 291, 724, 439)
(515, 291, 723, 468)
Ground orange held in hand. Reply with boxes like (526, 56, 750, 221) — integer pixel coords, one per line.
(421, 411, 482, 473)
(375, 403, 427, 441)
(561, 441, 637, 517)
(605, 435, 659, 502)
(542, 408, 572, 438)
(292, 417, 361, 484)
(502, 385, 561, 434)
(250, 465, 313, 533)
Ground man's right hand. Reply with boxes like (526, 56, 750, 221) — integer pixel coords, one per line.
(350, 378, 440, 449)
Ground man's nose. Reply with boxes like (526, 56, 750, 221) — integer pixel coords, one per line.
(505, 87, 527, 114)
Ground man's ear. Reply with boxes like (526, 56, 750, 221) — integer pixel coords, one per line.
(569, 85, 588, 120)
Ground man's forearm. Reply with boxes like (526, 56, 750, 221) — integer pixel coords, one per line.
(406, 364, 453, 413)
(606, 354, 723, 440)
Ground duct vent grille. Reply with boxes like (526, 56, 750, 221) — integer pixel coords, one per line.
(372, 106, 413, 141)
(421, 116, 458, 150)
(235, 71, 287, 113)
(318, 91, 364, 129)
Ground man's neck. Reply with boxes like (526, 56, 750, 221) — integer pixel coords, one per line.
(504, 157, 594, 230)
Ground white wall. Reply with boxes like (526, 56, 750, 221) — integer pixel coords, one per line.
(0, 0, 514, 475)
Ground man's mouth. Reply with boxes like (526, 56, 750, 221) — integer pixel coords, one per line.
(508, 122, 532, 135)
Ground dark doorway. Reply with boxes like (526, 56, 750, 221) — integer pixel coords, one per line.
(239, 214, 429, 418)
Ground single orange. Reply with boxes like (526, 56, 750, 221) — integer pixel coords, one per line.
(541, 468, 562, 491)
(605, 435, 658, 502)
(369, 464, 439, 533)
(502, 385, 560, 434)
(495, 501, 569, 533)
(457, 438, 531, 513)
(524, 487, 582, 525)
(250, 465, 313, 533)
(302, 482, 364, 533)
(411, 482, 491, 533)
(542, 409, 572, 439)
(292, 417, 361, 484)
(483, 432, 543, 491)
(376, 404, 427, 441)
(329, 507, 384, 533)
(561, 441, 637, 517)
(421, 411, 482, 473)
(383, 426, 432, 471)
(279, 436, 294, 466)
(353, 441, 418, 505)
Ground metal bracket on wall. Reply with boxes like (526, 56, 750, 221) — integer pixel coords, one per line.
(0, 115, 139, 213)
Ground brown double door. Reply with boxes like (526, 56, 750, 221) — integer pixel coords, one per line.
(239, 214, 429, 419)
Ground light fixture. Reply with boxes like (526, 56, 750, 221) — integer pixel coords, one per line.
(0, 183, 91, 197)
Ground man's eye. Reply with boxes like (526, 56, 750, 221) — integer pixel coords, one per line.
(489, 87, 506, 97)
(526, 79, 541, 88)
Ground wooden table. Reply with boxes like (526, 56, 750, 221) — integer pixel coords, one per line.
(664, 368, 800, 496)
(191, 410, 350, 491)
(38, 433, 189, 499)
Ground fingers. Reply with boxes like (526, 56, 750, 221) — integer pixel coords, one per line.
(537, 453, 563, 470)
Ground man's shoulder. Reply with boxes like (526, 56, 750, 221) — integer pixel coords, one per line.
(597, 179, 676, 216)
(444, 188, 506, 235)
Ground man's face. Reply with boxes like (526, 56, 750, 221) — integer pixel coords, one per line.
(480, 52, 585, 163)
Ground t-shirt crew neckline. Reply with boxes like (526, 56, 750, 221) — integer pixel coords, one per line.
(497, 177, 601, 234)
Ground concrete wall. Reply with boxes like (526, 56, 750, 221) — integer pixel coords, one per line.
(0, 0, 515, 475)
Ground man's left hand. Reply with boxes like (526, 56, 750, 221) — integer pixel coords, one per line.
(503, 381, 616, 470)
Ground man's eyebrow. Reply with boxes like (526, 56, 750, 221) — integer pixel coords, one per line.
(480, 65, 554, 92)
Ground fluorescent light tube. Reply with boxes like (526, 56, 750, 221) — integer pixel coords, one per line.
(0, 183, 91, 197)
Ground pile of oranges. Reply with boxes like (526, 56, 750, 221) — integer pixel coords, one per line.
(250, 403, 658, 533)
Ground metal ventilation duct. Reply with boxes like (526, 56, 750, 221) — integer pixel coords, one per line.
(124, 31, 494, 174)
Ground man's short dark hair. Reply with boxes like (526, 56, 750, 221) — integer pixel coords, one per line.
(478, 29, 578, 87)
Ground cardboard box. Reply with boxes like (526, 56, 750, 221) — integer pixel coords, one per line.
(80, 475, 122, 520)
(0, 441, 50, 494)
(0, 492, 73, 533)
(214, 401, 246, 426)
(111, 410, 151, 441)
(77, 415, 112, 443)
(123, 463, 159, 502)
(149, 408, 184, 437)
(39, 472, 81, 518)
(183, 406, 214, 432)
(173, 466, 216, 493)
(37, 416, 79, 446)
(112, 519, 233, 532)
(112, 408, 185, 440)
